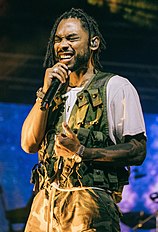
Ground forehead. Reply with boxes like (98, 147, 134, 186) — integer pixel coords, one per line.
(55, 18, 88, 36)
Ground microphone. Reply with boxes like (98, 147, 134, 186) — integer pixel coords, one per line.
(40, 78, 61, 111)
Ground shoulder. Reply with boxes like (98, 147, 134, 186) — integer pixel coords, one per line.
(107, 75, 133, 88)
(107, 74, 138, 99)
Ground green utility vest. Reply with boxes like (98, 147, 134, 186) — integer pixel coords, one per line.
(31, 71, 129, 203)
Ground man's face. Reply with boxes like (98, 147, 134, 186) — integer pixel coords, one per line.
(54, 18, 91, 72)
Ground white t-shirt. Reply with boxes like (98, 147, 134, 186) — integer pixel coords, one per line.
(63, 75, 146, 144)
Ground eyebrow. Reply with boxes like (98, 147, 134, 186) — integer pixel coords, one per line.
(55, 33, 79, 39)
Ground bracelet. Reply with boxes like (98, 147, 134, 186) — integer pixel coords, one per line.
(76, 145, 85, 157)
(36, 97, 43, 102)
(72, 145, 85, 163)
(36, 87, 45, 100)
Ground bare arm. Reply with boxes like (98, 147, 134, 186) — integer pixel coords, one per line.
(21, 100, 49, 153)
(83, 137, 146, 167)
(55, 123, 146, 167)
(21, 63, 69, 154)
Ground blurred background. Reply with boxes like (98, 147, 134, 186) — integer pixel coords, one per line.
(0, 0, 158, 231)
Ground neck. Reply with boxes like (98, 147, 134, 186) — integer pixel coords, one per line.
(69, 64, 96, 88)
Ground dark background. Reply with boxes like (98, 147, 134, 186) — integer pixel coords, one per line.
(0, 0, 158, 113)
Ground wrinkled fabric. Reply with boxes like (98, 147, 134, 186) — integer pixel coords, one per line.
(25, 187, 121, 232)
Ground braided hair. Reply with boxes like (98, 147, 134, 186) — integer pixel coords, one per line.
(43, 8, 106, 70)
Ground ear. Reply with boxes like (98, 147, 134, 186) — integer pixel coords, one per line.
(90, 36, 100, 51)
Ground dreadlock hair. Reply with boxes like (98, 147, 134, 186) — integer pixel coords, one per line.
(43, 8, 106, 70)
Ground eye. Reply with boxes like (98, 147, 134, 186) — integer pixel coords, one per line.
(54, 36, 61, 43)
(67, 35, 80, 42)
(70, 37, 79, 41)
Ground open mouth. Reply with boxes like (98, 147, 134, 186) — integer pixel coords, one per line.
(58, 53, 74, 63)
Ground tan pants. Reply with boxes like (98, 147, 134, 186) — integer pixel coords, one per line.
(25, 187, 120, 232)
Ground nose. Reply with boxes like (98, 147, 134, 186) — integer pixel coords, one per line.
(59, 38, 69, 50)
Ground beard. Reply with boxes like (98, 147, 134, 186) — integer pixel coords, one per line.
(68, 48, 91, 73)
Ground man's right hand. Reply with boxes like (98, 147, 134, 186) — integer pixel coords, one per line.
(43, 62, 71, 93)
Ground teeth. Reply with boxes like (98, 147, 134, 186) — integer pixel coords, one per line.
(60, 55, 72, 59)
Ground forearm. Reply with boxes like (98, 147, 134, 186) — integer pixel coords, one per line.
(83, 138, 146, 167)
(21, 99, 49, 153)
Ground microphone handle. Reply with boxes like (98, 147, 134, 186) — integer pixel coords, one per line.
(40, 78, 61, 111)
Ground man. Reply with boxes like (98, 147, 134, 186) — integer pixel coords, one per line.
(21, 8, 146, 232)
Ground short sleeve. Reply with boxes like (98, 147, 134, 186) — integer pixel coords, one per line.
(107, 75, 146, 144)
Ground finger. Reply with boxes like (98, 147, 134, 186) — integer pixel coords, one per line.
(58, 62, 69, 71)
(48, 63, 69, 82)
(54, 142, 72, 158)
(50, 69, 68, 83)
(62, 122, 76, 139)
(55, 133, 68, 147)
(58, 63, 71, 79)
(54, 144, 62, 157)
(55, 134, 63, 147)
(56, 63, 69, 76)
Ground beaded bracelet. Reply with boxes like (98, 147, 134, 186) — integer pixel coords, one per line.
(36, 87, 45, 102)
